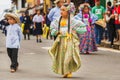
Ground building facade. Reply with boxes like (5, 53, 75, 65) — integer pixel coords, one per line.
(11, 0, 26, 10)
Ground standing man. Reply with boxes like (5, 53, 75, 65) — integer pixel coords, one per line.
(48, 0, 64, 22)
(92, 0, 105, 46)
(48, 0, 64, 40)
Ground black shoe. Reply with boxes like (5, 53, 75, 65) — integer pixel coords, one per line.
(36, 39, 38, 43)
(39, 39, 42, 43)
(110, 45, 114, 48)
(16, 63, 19, 70)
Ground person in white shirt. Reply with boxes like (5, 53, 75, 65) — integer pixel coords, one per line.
(33, 10, 44, 43)
(5, 13, 23, 73)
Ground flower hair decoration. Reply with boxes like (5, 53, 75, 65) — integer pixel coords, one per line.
(65, 3, 76, 14)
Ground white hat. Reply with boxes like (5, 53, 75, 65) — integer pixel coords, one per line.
(54, 0, 60, 4)
(5, 13, 20, 23)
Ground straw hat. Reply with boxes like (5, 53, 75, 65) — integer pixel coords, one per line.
(54, 0, 60, 4)
(95, 19, 106, 28)
(5, 13, 20, 23)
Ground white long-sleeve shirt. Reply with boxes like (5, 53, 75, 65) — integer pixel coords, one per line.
(6, 24, 23, 48)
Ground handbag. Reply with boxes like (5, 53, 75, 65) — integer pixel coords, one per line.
(42, 24, 50, 38)
(21, 23, 25, 32)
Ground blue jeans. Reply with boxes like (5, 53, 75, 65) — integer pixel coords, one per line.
(95, 24, 104, 44)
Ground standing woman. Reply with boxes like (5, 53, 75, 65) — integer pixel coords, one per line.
(113, 2, 120, 44)
(49, 3, 86, 78)
(74, 4, 98, 54)
(33, 10, 44, 43)
(23, 12, 31, 40)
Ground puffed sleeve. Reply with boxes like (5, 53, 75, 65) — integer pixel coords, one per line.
(72, 19, 86, 34)
(91, 13, 98, 24)
(74, 13, 82, 21)
(50, 19, 59, 36)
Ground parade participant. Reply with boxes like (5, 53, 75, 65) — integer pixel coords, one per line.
(33, 10, 44, 43)
(92, 0, 105, 46)
(74, 4, 98, 54)
(5, 13, 23, 73)
(49, 3, 86, 78)
(23, 11, 31, 40)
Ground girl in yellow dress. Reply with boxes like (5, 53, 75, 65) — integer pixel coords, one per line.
(49, 3, 86, 78)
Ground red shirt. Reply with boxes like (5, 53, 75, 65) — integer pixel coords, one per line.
(113, 6, 120, 24)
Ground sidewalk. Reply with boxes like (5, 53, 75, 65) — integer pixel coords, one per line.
(101, 40, 120, 50)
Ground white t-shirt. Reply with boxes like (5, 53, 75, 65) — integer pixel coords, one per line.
(33, 15, 44, 23)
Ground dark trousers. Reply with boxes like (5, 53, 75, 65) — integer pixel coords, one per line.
(23, 30, 30, 40)
(7, 48, 19, 69)
(95, 24, 104, 44)
(107, 26, 116, 45)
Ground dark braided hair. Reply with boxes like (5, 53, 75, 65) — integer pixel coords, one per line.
(58, 3, 71, 33)
(81, 5, 91, 26)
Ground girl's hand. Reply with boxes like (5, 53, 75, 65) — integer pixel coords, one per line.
(72, 30, 76, 34)
(34, 26, 36, 30)
(110, 14, 115, 18)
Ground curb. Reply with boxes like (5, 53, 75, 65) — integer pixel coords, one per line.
(101, 41, 120, 50)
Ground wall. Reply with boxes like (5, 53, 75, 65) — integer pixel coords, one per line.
(26, 0, 35, 7)
(17, 0, 22, 9)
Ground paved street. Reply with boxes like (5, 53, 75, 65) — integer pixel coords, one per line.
(0, 30, 120, 80)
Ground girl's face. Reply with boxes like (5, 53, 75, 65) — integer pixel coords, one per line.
(37, 10, 40, 15)
(83, 7, 89, 13)
(60, 6, 68, 18)
(7, 17, 16, 24)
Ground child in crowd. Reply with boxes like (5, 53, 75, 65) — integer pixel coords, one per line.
(49, 3, 86, 78)
(33, 10, 44, 43)
(5, 13, 23, 73)
(74, 4, 98, 54)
